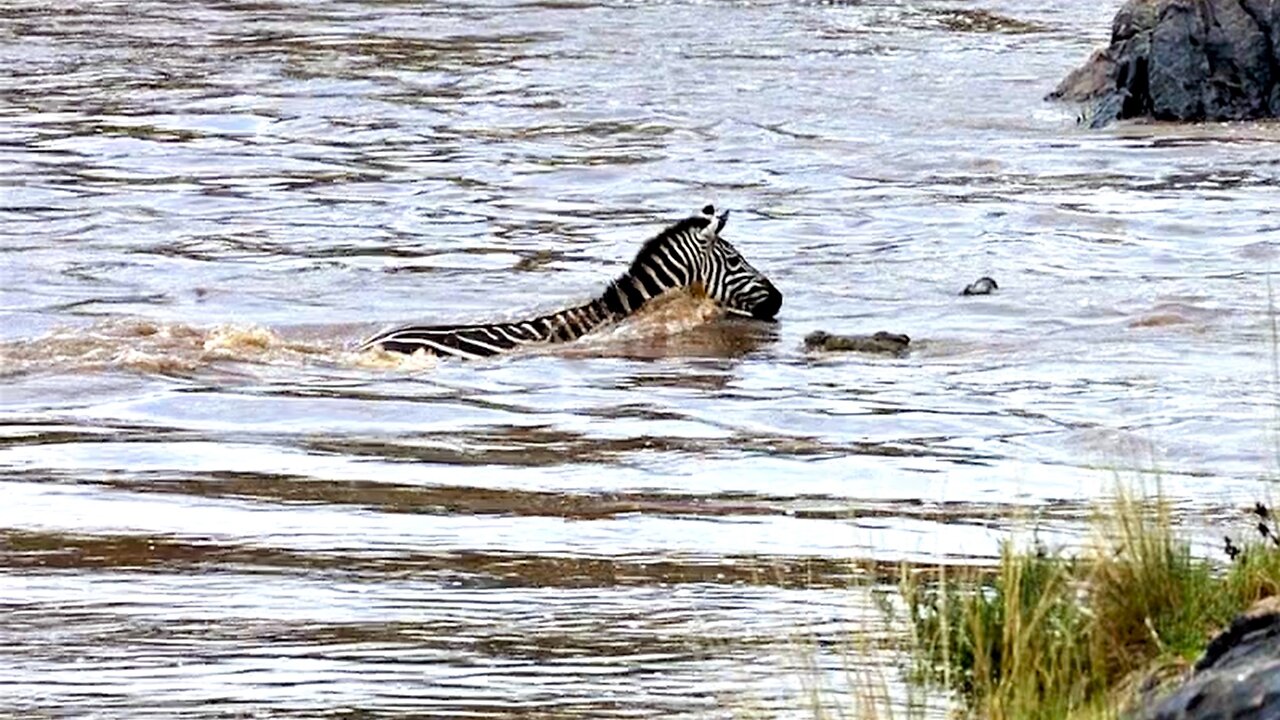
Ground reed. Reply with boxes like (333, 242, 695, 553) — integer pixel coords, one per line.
(900, 485, 1280, 719)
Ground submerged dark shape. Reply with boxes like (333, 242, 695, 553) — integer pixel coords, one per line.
(932, 8, 1047, 34)
(961, 277, 999, 296)
(804, 330, 910, 356)
(1048, 0, 1280, 127)
(361, 205, 782, 358)
(1133, 597, 1280, 720)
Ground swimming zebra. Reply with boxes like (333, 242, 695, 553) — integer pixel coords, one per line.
(359, 204, 782, 358)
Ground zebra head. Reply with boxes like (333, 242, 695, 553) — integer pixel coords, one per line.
(631, 204, 783, 321)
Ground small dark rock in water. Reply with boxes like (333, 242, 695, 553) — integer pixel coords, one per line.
(1049, 0, 1280, 127)
(1133, 597, 1280, 720)
(804, 330, 910, 356)
(513, 249, 558, 272)
(961, 277, 999, 296)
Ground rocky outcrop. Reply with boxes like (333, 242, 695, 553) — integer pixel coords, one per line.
(1049, 0, 1280, 126)
(1133, 597, 1280, 720)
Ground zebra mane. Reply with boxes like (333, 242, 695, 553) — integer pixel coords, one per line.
(625, 214, 710, 277)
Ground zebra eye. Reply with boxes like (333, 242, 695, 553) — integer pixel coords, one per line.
(702, 204, 715, 216)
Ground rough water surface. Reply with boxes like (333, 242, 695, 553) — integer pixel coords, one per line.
(2, 0, 1279, 717)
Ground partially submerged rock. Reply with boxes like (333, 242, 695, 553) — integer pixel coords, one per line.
(804, 330, 910, 356)
(933, 9, 1047, 34)
(1133, 597, 1280, 720)
(961, 277, 999, 296)
(1049, 0, 1280, 127)
(513, 249, 559, 272)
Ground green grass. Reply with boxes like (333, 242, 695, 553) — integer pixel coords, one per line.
(900, 485, 1280, 720)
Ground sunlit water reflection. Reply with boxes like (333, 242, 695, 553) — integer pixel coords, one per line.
(3, 0, 1279, 716)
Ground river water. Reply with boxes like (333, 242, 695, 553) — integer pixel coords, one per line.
(3, 0, 1280, 717)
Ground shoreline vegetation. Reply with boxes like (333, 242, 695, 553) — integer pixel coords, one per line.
(821, 485, 1280, 719)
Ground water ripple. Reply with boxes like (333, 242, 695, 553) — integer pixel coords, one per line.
(3, 0, 1279, 716)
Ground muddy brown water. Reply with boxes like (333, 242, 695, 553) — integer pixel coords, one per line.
(3, 0, 1280, 717)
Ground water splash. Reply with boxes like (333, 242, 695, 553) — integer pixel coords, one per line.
(1, 292, 738, 377)
(0, 320, 334, 377)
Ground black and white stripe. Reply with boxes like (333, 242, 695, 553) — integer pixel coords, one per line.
(360, 204, 783, 359)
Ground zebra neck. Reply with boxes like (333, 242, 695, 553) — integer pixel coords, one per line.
(534, 272, 665, 343)
(540, 278, 631, 339)
(599, 271, 669, 319)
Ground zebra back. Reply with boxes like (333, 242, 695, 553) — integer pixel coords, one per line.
(361, 300, 606, 359)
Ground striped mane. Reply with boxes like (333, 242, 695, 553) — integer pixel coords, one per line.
(626, 215, 707, 276)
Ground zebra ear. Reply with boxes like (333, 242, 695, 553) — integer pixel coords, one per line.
(696, 205, 727, 253)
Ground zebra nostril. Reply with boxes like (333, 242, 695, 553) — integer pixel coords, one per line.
(751, 288, 782, 320)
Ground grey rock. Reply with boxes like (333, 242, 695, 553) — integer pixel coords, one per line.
(1132, 598, 1280, 720)
(1196, 597, 1280, 674)
(1049, 47, 1118, 103)
(1050, 0, 1280, 125)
